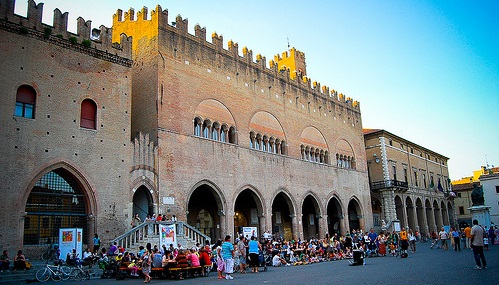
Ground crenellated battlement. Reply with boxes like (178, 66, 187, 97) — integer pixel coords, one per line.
(111, 4, 360, 114)
(0, 0, 132, 66)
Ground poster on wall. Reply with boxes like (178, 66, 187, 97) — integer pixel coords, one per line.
(59, 228, 82, 260)
(393, 221, 401, 232)
(242, 227, 258, 239)
(159, 224, 177, 248)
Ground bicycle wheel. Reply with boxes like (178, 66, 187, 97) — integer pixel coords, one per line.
(60, 265, 72, 280)
(51, 271, 62, 282)
(75, 270, 85, 281)
(35, 268, 51, 282)
(41, 250, 51, 261)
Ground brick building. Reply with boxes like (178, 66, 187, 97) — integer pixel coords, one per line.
(364, 129, 455, 236)
(0, 0, 132, 254)
(0, 0, 372, 254)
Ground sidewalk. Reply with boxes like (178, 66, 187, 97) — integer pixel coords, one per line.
(0, 259, 101, 283)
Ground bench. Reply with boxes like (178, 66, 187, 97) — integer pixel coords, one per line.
(168, 266, 203, 279)
(150, 267, 165, 279)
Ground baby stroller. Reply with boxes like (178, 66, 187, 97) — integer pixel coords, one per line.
(99, 257, 119, 278)
(257, 251, 268, 272)
(366, 241, 378, 258)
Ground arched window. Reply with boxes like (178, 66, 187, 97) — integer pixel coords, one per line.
(15, 85, 36, 118)
(202, 120, 211, 138)
(24, 169, 87, 245)
(194, 117, 202, 136)
(80, 99, 97, 129)
(228, 126, 236, 144)
(220, 125, 227, 142)
(275, 139, 281, 154)
(255, 134, 261, 150)
(280, 140, 286, 155)
(212, 122, 220, 141)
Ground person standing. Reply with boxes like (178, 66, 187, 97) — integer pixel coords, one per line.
(237, 236, 247, 273)
(92, 233, 101, 254)
(131, 214, 141, 228)
(399, 228, 409, 255)
(470, 219, 487, 270)
(488, 226, 495, 245)
(464, 225, 472, 249)
(140, 249, 152, 282)
(248, 236, 261, 272)
(438, 227, 449, 250)
(408, 229, 417, 253)
(451, 228, 461, 251)
(221, 235, 235, 280)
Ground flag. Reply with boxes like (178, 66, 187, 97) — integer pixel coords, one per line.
(437, 179, 444, 192)
(429, 179, 434, 189)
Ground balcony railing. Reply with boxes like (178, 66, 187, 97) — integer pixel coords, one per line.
(370, 179, 409, 191)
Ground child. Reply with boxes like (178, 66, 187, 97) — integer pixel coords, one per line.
(484, 233, 489, 251)
(389, 243, 396, 256)
(128, 259, 139, 276)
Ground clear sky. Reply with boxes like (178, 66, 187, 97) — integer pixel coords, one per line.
(14, 0, 498, 180)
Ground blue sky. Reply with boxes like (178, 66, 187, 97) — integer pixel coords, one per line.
(14, 0, 498, 179)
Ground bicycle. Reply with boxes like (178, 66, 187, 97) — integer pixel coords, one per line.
(40, 244, 60, 262)
(35, 262, 71, 282)
(66, 264, 91, 281)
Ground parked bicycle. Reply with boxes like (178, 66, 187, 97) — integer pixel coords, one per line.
(35, 262, 71, 282)
(40, 244, 60, 262)
(62, 259, 90, 281)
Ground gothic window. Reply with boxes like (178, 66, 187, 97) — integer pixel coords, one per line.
(80, 99, 97, 129)
(202, 119, 211, 138)
(220, 125, 227, 142)
(194, 117, 202, 136)
(249, 132, 255, 149)
(228, 126, 236, 144)
(15, 85, 36, 119)
(212, 122, 220, 141)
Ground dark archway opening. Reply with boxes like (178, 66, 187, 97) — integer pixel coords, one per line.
(272, 193, 293, 240)
(302, 195, 319, 240)
(187, 184, 221, 241)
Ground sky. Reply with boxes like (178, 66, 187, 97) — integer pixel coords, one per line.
(14, 0, 498, 180)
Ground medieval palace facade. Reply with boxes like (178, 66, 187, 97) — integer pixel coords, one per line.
(1, 0, 372, 253)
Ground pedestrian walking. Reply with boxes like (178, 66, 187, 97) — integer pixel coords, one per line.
(221, 235, 235, 280)
(470, 219, 487, 270)
(451, 228, 461, 251)
(438, 227, 449, 250)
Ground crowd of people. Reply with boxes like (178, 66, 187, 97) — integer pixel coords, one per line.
(1, 221, 497, 278)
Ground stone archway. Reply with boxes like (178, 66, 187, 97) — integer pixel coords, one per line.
(433, 201, 442, 229)
(416, 198, 426, 235)
(371, 197, 382, 230)
(272, 192, 295, 240)
(395, 195, 404, 228)
(133, 185, 154, 221)
(441, 201, 449, 226)
(327, 196, 343, 235)
(234, 188, 264, 238)
(426, 199, 435, 233)
(187, 183, 224, 242)
(302, 195, 320, 240)
(347, 199, 362, 232)
(24, 168, 91, 246)
(406, 197, 416, 231)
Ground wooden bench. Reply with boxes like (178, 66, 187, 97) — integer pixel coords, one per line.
(167, 266, 203, 279)
(151, 267, 165, 279)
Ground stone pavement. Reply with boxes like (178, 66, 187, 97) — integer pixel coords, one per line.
(1, 243, 497, 284)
